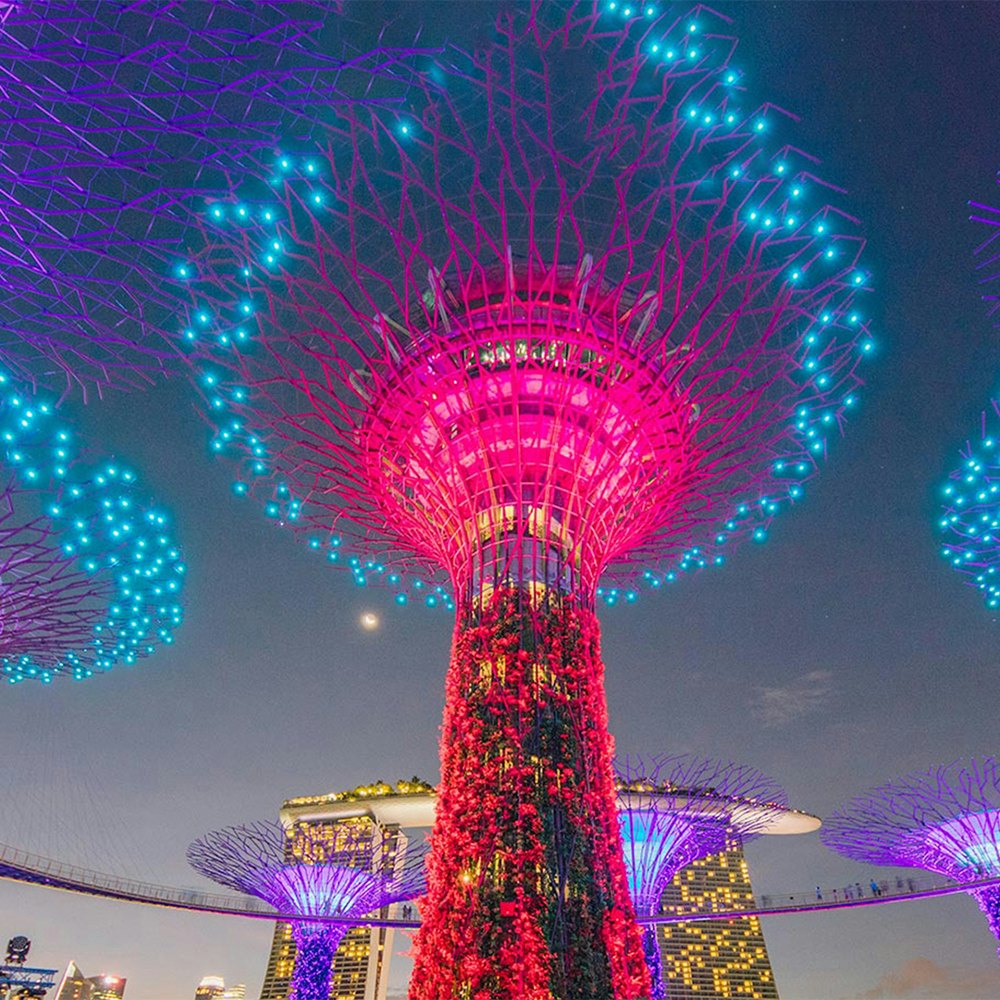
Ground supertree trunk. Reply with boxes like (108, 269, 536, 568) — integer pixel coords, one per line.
(290, 927, 344, 1000)
(411, 587, 650, 1000)
(973, 885, 1000, 960)
(641, 926, 665, 1000)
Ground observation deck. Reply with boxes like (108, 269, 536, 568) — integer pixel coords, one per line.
(360, 264, 696, 597)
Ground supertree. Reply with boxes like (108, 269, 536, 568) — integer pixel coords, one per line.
(187, 821, 427, 1000)
(174, 4, 873, 995)
(616, 756, 789, 999)
(0, 1, 429, 398)
(823, 758, 1000, 960)
(0, 373, 185, 684)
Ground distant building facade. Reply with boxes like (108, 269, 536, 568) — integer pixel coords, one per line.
(258, 779, 432, 1000)
(194, 977, 225, 1000)
(656, 846, 779, 999)
(55, 964, 126, 1000)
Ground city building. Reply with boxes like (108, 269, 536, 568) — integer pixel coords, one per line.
(54, 964, 126, 1000)
(258, 779, 433, 1000)
(195, 976, 245, 1000)
(657, 846, 779, 999)
(194, 977, 225, 1000)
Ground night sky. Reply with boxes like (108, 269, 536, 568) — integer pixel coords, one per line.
(3, 3, 1000, 999)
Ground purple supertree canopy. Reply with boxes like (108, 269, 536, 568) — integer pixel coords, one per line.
(177, 0, 875, 609)
(0, 1, 427, 398)
(188, 821, 427, 1000)
(616, 755, 789, 916)
(937, 403, 1000, 610)
(823, 758, 1000, 958)
(937, 171, 1000, 609)
(616, 755, 788, 999)
(0, 374, 186, 685)
(0, 482, 108, 664)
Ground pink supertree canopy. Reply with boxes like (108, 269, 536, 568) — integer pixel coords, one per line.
(180, 2, 873, 608)
(823, 758, 1000, 960)
(175, 3, 874, 995)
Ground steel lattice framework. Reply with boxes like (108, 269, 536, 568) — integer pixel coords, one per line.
(0, 482, 109, 669)
(188, 821, 427, 1000)
(0, 374, 185, 684)
(176, 3, 873, 996)
(823, 758, 1000, 959)
(0, 1, 427, 398)
(616, 755, 787, 999)
(938, 402, 1000, 609)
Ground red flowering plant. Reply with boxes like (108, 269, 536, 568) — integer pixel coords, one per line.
(411, 587, 650, 999)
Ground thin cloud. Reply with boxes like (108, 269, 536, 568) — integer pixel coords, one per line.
(749, 669, 833, 727)
(856, 956, 1000, 999)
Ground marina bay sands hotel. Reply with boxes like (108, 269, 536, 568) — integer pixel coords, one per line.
(258, 779, 804, 1000)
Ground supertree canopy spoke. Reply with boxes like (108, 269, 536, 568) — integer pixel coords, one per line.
(174, 3, 873, 996)
(970, 168, 1000, 329)
(0, 1, 429, 398)
(823, 758, 1000, 961)
(616, 755, 788, 999)
(188, 821, 427, 1000)
(0, 373, 185, 684)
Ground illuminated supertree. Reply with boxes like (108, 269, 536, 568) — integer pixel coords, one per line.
(188, 821, 427, 1000)
(616, 756, 789, 999)
(823, 758, 1000, 959)
(177, 4, 873, 995)
(0, 1, 426, 398)
(0, 374, 185, 684)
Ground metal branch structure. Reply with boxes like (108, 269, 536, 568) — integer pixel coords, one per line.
(0, 1, 428, 398)
(937, 402, 1000, 609)
(175, 3, 873, 995)
(188, 822, 427, 1000)
(0, 375, 185, 684)
(823, 757, 1000, 960)
(970, 169, 1000, 330)
(616, 756, 789, 999)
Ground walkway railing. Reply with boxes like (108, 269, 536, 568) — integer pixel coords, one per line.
(2, 838, 1000, 928)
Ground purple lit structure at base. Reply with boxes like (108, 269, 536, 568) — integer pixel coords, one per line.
(823, 757, 1000, 959)
(617, 756, 789, 998)
(188, 822, 427, 1000)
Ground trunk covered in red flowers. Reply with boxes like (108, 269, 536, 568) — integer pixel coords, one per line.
(410, 588, 650, 1000)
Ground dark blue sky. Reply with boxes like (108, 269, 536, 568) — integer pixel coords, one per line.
(3, 3, 1000, 999)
